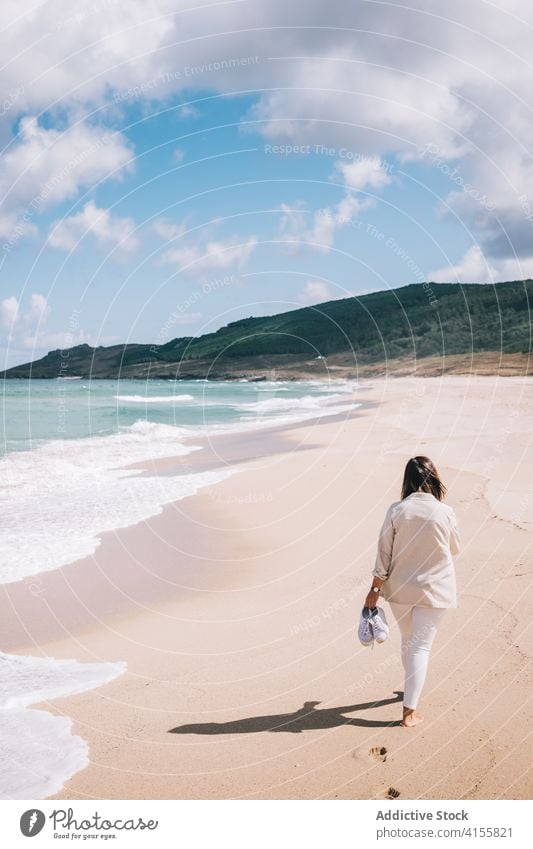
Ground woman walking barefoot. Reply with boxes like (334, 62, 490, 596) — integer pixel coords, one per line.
(364, 457, 460, 728)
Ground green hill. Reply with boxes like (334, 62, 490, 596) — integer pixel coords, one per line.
(2, 280, 532, 379)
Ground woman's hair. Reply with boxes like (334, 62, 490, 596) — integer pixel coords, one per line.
(401, 455, 447, 501)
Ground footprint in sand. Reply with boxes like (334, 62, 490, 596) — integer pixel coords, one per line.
(369, 746, 387, 762)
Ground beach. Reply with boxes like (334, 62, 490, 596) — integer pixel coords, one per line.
(2, 375, 532, 800)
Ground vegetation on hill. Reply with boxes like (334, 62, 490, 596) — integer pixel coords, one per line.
(2, 280, 531, 379)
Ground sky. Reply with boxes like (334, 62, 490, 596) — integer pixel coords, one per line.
(1, 0, 533, 367)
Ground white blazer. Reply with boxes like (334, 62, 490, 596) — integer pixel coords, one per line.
(372, 491, 460, 608)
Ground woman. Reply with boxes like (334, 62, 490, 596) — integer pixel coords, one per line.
(364, 456, 460, 727)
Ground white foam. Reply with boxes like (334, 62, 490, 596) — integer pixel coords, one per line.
(0, 382, 361, 585)
(254, 384, 289, 391)
(0, 422, 233, 584)
(115, 394, 194, 403)
(0, 652, 125, 800)
(228, 387, 360, 421)
(184, 391, 361, 435)
(0, 652, 126, 711)
(237, 394, 339, 413)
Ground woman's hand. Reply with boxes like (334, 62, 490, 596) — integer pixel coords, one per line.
(364, 577, 384, 609)
(364, 589, 380, 609)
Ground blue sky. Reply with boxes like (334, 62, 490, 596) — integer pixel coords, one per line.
(1, 1, 532, 366)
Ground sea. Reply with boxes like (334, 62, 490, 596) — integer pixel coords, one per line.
(0, 377, 360, 799)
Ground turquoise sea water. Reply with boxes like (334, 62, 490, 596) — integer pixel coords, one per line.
(1, 378, 358, 453)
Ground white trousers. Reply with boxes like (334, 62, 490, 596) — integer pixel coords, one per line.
(388, 602, 446, 710)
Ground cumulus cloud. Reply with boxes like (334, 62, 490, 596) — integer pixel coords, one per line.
(1, 292, 50, 333)
(297, 280, 335, 305)
(429, 245, 533, 284)
(0, 292, 51, 348)
(0, 117, 133, 241)
(336, 157, 392, 192)
(0, 296, 19, 330)
(278, 195, 368, 253)
(48, 202, 138, 252)
(154, 216, 258, 275)
(0, 0, 176, 125)
(24, 293, 50, 324)
(152, 217, 187, 241)
(163, 235, 258, 274)
(429, 245, 496, 284)
(1, 1, 533, 268)
(177, 105, 200, 120)
(279, 154, 385, 252)
(279, 202, 336, 253)
(18, 328, 91, 351)
(0, 291, 109, 354)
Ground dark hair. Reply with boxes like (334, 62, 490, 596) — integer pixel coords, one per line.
(401, 455, 447, 501)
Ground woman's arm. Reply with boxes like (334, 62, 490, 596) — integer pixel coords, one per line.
(364, 576, 384, 609)
(364, 506, 395, 608)
(449, 511, 460, 555)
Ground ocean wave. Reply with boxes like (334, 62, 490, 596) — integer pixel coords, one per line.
(0, 422, 232, 584)
(236, 401, 360, 428)
(254, 384, 289, 391)
(115, 394, 194, 403)
(236, 393, 352, 413)
(0, 652, 125, 799)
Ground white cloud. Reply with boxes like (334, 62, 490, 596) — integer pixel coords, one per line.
(173, 147, 186, 163)
(334, 193, 367, 223)
(153, 215, 248, 274)
(0, 292, 50, 348)
(297, 281, 335, 305)
(24, 293, 50, 324)
(0, 117, 133, 241)
(430, 245, 533, 284)
(279, 200, 352, 253)
(247, 44, 472, 160)
(0, 1, 176, 126)
(279, 202, 337, 253)
(48, 202, 138, 252)
(0, 291, 117, 354)
(19, 329, 88, 351)
(0, 3, 529, 171)
(152, 216, 187, 241)
(163, 235, 257, 274)
(279, 156, 379, 252)
(336, 157, 392, 192)
(1, 1, 532, 269)
(178, 105, 200, 120)
(1, 296, 19, 329)
(492, 256, 533, 281)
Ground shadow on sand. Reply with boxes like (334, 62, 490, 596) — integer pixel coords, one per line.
(169, 692, 403, 735)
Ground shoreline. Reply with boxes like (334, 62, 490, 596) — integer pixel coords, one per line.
(2, 376, 531, 800)
(0, 400, 370, 653)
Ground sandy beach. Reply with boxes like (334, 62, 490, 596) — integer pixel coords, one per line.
(3, 376, 532, 801)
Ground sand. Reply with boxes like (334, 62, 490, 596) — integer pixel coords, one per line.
(4, 376, 532, 801)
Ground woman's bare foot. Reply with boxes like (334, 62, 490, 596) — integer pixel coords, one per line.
(402, 708, 424, 727)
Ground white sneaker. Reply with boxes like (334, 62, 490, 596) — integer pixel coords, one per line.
(358, 607, 374, 646)
(370, 607, 389, 643)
